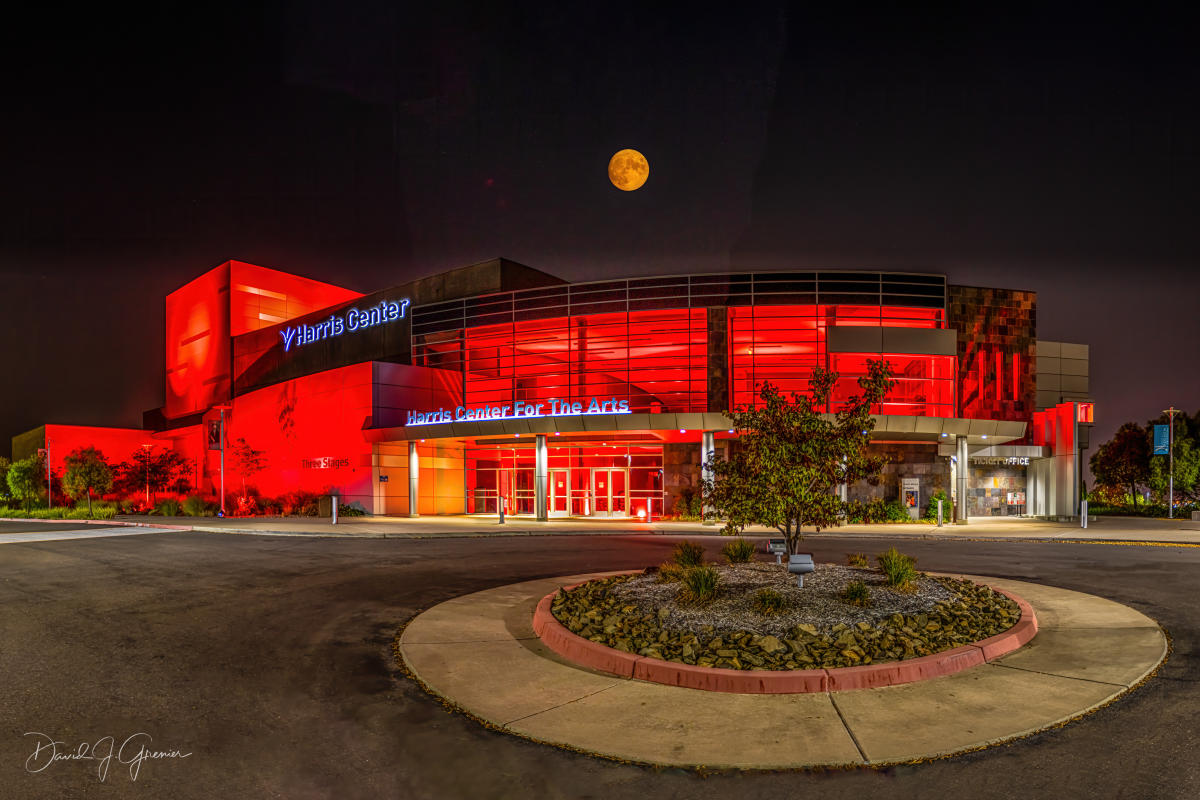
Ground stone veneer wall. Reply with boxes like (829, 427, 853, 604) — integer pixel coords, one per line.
(663, 442, 703, 516)
(948, 285, 1037, 423)
(847, 443, 951, 514)
(968, 464, 1028, 517)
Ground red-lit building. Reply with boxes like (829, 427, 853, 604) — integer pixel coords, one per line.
(13, 259, 1094, 521)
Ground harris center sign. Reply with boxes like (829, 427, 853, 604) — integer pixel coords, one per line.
(281, 298, 410, 353)
(407, 397, 632, 426)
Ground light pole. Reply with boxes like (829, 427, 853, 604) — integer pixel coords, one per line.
(141, 444, 153, 508)
(219, 407, 227, 517)
(1164, 406, 1179, 519)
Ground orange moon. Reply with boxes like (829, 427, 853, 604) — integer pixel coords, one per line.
(608, 149, 649, 191)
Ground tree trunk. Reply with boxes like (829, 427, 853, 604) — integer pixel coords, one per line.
(87, 489, 92, 517)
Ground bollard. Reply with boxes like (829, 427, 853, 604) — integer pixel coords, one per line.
(937, 499, 943, 527)
(1081, 499, 1088, 529)
(332, 495, 338, 525)
(499, 497, 505, 525)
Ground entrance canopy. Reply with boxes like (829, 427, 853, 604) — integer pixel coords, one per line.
(363, 412, 1027, 446)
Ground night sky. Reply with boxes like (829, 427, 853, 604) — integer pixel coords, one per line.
(3, 2, 1198, 472)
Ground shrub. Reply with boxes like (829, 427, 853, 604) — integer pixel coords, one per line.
(672, 490, 704, 520)
(752, 587, 787, 615)
(846, 552, 870, 568)
(842, 580, 871, 606)
(923, 489, 953, 521)
(672, 540, 705, 567)
(182, 495, 214, 517)
(235, 495, 259, 516)
(656, 561, 687, 583)
(92, 506, 117, 519)
(338, 503, 367, 517)
(721, 538, 755, 564)
(679, 565, 720, 604)
(883, 499, 911, 522)
(155, 499, 182, 517)
(876, 547, 920, 590)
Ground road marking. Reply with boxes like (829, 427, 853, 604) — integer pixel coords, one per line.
(0, 527, 177, 544)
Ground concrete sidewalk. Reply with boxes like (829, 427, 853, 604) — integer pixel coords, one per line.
(91, 512, 1200, 544)
(397, 572, 1168, 768)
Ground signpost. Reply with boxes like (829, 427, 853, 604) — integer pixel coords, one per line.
(1162, 407, 1179, 519)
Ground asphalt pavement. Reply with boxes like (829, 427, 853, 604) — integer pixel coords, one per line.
(0, 522, 1197, 798)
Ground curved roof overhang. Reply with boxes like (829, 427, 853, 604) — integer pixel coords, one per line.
(363, 413, 1026, 447)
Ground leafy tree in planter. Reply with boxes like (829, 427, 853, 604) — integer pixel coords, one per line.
(62, 446, 114, 516)
(702, 360, 894, 555)
(230, 438, 268, 501)
(1090, 423, 1151, 507)
(6, 454, 46, 511)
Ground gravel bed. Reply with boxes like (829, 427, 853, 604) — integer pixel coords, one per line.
(610, 562, 959, 637)
(549, 563, 1021, 670)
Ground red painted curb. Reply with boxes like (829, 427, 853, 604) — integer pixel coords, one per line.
(534, 579, 1039, 694)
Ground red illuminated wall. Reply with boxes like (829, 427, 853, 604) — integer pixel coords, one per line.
(165, 260, 360, 419)
(728, 305, 952, 415)
(216, 363, 376, 509)
(42, 425, 159, 478)
(165, 265, 231, 419)
(228, 261, 362, 337)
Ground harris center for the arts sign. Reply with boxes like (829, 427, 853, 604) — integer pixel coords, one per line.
(406, 398, 632, 426)
(281, 298, 410, 352)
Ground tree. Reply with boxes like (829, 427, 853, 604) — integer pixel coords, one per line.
(1090, 422, 1151, 507)
(703, 359, 894, 555)
(1147, 410, 1200, 503)
(6, 454, 46, 511)
(229, 438, 268, 500)
(0, 457, 10, 505)
(115, 447, 193, 505)
(62, 447, 114, 516)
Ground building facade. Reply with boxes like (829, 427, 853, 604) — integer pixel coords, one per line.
(14, 259, 1094, 521)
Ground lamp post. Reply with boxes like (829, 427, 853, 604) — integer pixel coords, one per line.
(1164, 406, 1179, 519)
(141, 444, 153, 508)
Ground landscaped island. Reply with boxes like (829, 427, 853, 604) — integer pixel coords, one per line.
(550, 544, 1021, 671)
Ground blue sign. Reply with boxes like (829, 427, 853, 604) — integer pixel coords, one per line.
(281, 298, 410, 353)
(406, 397, 632, 426)
(1153, 424, 1170, 455)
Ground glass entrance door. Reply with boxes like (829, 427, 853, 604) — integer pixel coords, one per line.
(549, 470, 569, 517)
(591, 469, 629, 517)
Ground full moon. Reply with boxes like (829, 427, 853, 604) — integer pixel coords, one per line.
(608, 149, 649, 191)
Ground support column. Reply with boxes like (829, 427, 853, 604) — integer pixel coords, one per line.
(535, 434, 548, 522)
(956, 434, 969, 524)
(408, 440, 420, 518)
(701, 430, 715, 523)
(838, 456, 848, 503)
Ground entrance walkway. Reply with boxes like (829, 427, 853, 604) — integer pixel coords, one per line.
(397, 571, 1167, 768)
